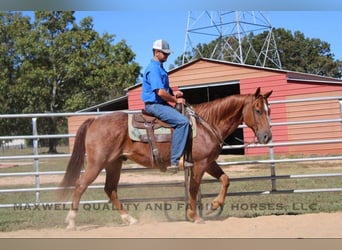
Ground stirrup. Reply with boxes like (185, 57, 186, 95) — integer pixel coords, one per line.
(183, 161, 194, 168)
(178, 155, 194, 170)
(167, 165, 179, 173)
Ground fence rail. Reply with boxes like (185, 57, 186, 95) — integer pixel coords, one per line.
(0, 96, 342, 209)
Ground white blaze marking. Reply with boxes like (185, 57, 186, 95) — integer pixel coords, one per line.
(264, 103, 269, 114)
(264, 102, 271, 123)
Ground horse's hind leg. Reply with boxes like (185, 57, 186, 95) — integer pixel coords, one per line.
(205, 161, 230, 212)
(104, 160, 138, 225)
(65, 165, 103, 230)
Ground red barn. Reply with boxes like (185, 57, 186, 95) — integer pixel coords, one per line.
(69, 58, 342, 156)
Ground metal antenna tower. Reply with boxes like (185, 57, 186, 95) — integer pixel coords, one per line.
(182, 11, 282, 69)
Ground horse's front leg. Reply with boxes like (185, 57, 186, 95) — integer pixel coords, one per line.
(187, 163, 206, 224)
(205, 161, 230, 212)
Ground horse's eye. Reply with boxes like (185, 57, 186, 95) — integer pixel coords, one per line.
(255, 109, 262, 115)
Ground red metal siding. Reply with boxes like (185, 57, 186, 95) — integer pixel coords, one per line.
(67, 115, 96, 152)
(286, 81, 342, 97)
(128, 86, 180, 111)
(128, 87, 143, 110)
(169, 59, 280, 86)
(284, 83, 342, 155)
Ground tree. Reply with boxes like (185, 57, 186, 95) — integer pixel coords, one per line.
(258, 28, 341, 78)
(0, 12, 32, 136)
(0, 11, 141, 153)
(174, 28, 342, 78)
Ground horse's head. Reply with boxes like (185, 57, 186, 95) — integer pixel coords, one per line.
(243, 87, 273, 144)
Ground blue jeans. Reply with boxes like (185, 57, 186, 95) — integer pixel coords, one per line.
(145, 103, 190, 165)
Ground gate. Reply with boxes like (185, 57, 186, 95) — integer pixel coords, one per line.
(1, 96, 342, 219)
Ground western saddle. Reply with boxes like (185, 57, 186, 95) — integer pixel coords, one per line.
(130, 104, 193, 172)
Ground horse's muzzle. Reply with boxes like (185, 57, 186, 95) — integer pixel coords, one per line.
(257, 131, 272, 144)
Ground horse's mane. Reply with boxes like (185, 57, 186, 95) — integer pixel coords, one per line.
(191, 94, 252, 125)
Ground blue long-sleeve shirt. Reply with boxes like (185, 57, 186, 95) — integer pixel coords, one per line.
(141, 59, 172, 104)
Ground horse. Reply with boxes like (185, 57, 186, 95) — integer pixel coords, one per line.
(59, 87, 272, 229)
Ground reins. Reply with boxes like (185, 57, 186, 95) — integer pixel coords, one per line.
(234, 136, 258, 147)
(184, 103, 225, 149)
(184, 95, 262, 151)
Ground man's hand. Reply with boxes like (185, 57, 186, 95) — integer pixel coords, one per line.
(173, 90, 184, 98)
(176, 97, 186, 104)
(173, 90, 186, 104)
(157, 89, 186, 104)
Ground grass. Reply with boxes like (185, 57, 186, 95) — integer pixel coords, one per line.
(0, 146, 342, 232)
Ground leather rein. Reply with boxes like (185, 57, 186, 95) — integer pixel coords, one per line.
(184, 104, 225, 149)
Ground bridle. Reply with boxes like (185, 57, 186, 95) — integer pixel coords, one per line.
(182, 94, 270, 150)
(242, 95, 271, 145)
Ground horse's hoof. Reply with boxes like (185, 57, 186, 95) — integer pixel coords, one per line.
(65, 210, 77, 230)
(206, 210, 214, 215)
(194, 218, 205, 224)
(206, 204, 220, 215)
(208, 201, 221, 211)
(121, 214, 138, 225)
(66, 225, 76, 231)
(187, 210, 205, 224)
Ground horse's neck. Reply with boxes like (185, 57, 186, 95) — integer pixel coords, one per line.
(217, 95, 247, 139)
(194, 95, 249, 140)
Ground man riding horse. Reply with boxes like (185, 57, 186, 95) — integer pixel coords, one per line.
(141, 39, 193, 172)
(59, 39, 273, 229)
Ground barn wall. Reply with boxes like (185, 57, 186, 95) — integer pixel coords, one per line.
(284, 82, 342, 155)
(128, 87, 143, 110)
(67, 115, 96, 153)
(69, 59, 342, 157)
(128, 59, 282, 110)
(128, 86, 180, 111)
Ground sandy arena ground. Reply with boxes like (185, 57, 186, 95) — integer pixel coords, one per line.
(0, 212, 341, 238)
(1, 161, 341, 238)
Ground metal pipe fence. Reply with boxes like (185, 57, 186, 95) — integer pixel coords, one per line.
(0, 96, 342, 209)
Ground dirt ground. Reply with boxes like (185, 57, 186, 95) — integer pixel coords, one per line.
(1, 160, 341, 238)
(0, 212, 341, 238)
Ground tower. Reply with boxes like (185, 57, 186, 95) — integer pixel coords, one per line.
(182, 11, 282, 69)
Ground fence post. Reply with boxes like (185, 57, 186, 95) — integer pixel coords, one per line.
(268, 112, 277, 192)
(269, 142, 277, 191)
(32, 118, 40, 203)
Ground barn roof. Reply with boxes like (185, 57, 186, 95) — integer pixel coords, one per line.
(174, 58, 342, 84)
(77, 95, 128, 112)
(126, 58, 342, 91)
(79, 58, 342, 112)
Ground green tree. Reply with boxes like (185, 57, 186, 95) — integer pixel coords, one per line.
(255, 28, 341, 78)
(174, 27, 342, 78)
(0, 11, 141, 153)
(0, 12, 32, 136)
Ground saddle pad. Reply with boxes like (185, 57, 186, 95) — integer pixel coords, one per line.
(128, 114, 171, 142)
(128, 114, 197, 142)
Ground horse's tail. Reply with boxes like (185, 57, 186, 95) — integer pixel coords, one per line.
(58, 117, 95, 200)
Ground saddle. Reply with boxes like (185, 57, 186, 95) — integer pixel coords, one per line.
(128, 105, 193, 172)
(131, 110, 172, 142)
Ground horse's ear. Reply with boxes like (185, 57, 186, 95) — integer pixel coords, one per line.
(264, 90, 273, 99)
(254, 87, 261, 97)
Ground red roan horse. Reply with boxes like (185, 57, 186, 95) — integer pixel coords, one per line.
(59, 87, 272, 229)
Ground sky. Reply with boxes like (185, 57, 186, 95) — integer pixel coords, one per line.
(1, 1, 342, 75)
(69, 11, 342, 74)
